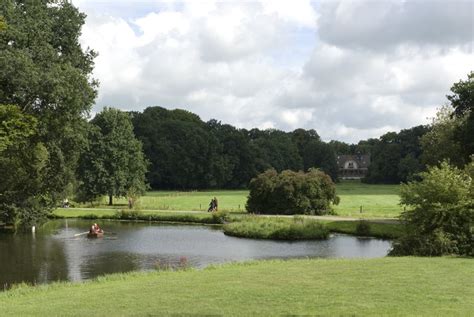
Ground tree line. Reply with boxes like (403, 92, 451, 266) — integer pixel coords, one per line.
(131, 107, 338, 189)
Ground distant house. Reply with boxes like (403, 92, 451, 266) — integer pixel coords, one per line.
(336, 154, 370, 180)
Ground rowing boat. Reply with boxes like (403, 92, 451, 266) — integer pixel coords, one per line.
(87, 231, 104, 238)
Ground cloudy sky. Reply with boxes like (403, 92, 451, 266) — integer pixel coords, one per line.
(73, 0, 474, 143)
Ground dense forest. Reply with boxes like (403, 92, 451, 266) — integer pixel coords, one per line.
(129, 107, 430, 189)
(131, 107, 338, 189)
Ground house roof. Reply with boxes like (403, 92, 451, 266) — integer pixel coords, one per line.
(336, 154, 371, 169)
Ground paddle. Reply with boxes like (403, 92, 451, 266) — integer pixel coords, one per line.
(74, 231, 89, 237)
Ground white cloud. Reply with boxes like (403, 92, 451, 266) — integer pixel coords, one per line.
(75, 0, 473, 143)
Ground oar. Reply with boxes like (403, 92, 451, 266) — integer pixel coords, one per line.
(74, 231, 89, 237)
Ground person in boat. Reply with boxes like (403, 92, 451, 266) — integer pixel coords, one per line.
(90, 223, 103, 234)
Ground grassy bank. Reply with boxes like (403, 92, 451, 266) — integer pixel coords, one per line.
(223, 216, 329, 240)
(324, 220, 404, 239)
(1, 257, 472, 316)
(53, 208, 231, 225)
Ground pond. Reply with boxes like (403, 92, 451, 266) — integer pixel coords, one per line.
(0, 219, 392, 289)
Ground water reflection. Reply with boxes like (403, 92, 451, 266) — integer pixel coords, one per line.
(0, 219, 392, 288)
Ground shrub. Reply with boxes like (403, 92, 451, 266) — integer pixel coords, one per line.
(390, 161, 474, 256)
(77, 214, 100, 220)
(211, 210, 230, 224)
(355, 220, 371, 236)
(114, 209, 142, 220)
(246, 168, 339, 215)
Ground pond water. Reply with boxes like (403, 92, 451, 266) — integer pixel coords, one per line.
(0, 219, 392, 289)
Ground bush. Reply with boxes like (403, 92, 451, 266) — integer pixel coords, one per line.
(78, 214, 100, 220)
(355, 220, 371, 236)
(114, 209, 142, 220)
(390, 162, 474, 256)
(246, 168, 339, 215)
(211, 210, 230, 224)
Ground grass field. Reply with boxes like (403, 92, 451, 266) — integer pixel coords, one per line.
(68, 181, 402, 218)
(1, 257, 472, 316)
(333, 181, 401, 218)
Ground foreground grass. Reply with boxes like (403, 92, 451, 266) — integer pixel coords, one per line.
(66, 182, 402, 218)
(223, 216, 329, 240)
(1, 257, 472, 316)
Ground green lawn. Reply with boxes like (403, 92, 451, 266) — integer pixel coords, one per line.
(64, 181, 402, 218)
(81, 190, 249, 212)
(1, 257, 472, 316)
(334, 181, 402, 218)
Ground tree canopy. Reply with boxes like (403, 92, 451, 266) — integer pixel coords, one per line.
(0, 0, 97, 228)
(390, 162, 473, 256)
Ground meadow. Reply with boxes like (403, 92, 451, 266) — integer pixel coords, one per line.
(1, 257, 472, 316)
(68, 181, 402, 219)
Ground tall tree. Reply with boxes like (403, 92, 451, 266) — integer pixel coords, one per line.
(0, 105, 49, 227)
(420, 106, 465, 168)
(207, 120, 257, 188)
(132, 106, 221, 189)
(249, 129, 303, 173)
(364, 126, 429, 184)
(292, 129, 338, 180)
(448, 71, 474, 162)
(77, 108, 148, 205)
(0, 1, 97, 227)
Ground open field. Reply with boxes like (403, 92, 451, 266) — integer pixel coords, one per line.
(68, 181, 401, 218)
(1, 257, 472, 316)
(333, 181, 401, 218)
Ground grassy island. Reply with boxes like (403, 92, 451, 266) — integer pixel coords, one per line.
(223, 216, 329, 240)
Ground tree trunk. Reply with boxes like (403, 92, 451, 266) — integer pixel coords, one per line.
(108, 195, 113, 206)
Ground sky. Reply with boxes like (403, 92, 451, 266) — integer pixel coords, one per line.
(72, 0, 474, 143)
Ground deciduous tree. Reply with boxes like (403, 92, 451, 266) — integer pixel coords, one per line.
(0, 0, 97, 227)
(77, 108, 148, 205)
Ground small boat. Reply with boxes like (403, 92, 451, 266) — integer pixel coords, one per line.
(87, 231, 104, 238)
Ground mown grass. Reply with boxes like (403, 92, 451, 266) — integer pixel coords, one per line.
(334, 181, 402, 218)
(223, 216, 329, 240)
(64, 181, 402, 218)
(1, 257, 472, 316)
(75, 190, 249, 212)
